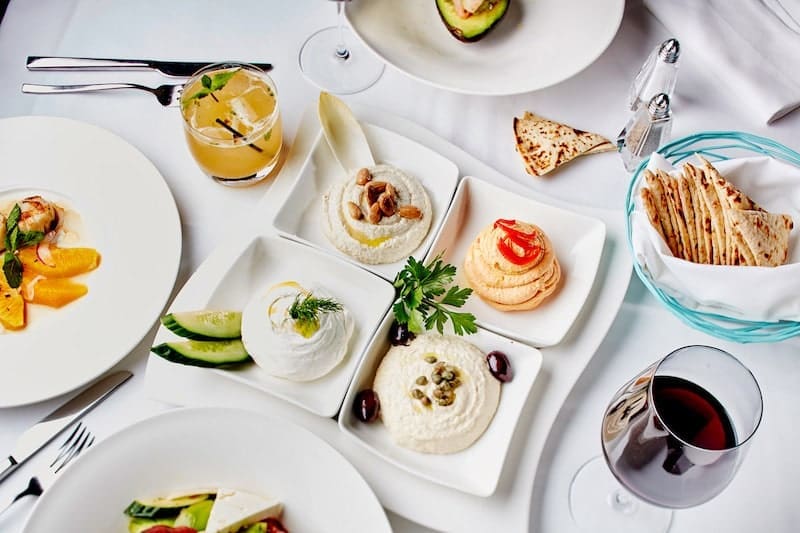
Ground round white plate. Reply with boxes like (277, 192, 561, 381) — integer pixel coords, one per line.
(346, 0, 625, 95)
(0, 116, 181, 406)
(23, 408, 392, 533)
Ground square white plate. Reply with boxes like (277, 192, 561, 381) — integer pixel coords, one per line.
(153, 235, 395, 418)
(272, 122, 459, 281)
(339, 311, 543, 497)
(427, 176, 606, 347)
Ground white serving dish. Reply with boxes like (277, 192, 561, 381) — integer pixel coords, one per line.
(151, 235, 394, 418)
(427, 176, 606, 347)
(339, 311, 543, 497)
(272, 122, 459, 281)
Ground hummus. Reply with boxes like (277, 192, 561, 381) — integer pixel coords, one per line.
(241, 281, 353, 381)
(373, 333, 500, 454)
(322, 164, 432, 264)
(464, 219, 561, 311)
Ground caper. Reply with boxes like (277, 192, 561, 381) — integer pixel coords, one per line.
(432, 374, 443, 385)
(450, 378, 462, 389)
(437, 391, 455, 406)
(416, 376, 428, 386)
(421, 396, 432, 407)
(411, 388, 424, 399)
(433, 388, 444, 399)
(442, 371, 455, 381)
(424, 355, 437, 364)
(439, 381, 452, 391)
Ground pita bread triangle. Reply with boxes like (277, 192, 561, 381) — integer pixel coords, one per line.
(728, 209, 793, 267)
(513, 112, 614, 176)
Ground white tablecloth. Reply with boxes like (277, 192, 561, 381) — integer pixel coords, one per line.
(0, 1, 799, 532)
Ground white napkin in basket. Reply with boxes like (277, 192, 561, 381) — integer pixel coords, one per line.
(630, 153, 800, 321)
(643, 0, 800, 124)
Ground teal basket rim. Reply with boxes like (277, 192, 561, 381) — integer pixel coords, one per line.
(625, 131, 800, 343)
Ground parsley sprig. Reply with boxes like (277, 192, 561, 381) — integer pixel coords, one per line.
(182, 68, 241, 107)
(288, 293, 343, 328)
(392, 254, 476, 336)
(3, 204, 45, 288)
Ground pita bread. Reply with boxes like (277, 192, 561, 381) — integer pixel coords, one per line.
(676, 176, 699, 263)
(513, 111, 614, 177)
(728, 210, 793, 266)
(640, 187, 668, 247)
(644, 170, 680, 256)
(659, 170, 691, 261)
(688, 163, 727, 264)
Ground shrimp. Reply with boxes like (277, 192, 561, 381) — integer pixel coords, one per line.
(16, 196, 59, 234)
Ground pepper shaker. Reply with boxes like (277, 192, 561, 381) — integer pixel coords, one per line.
(620, 93, 673, 172)
(629, 38, 680, 112)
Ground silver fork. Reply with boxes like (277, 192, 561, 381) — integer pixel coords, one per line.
(21, 82, 184, 107)
(0, 423, 94, 518)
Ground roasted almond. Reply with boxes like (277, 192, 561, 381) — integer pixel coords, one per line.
(347, 201, 363, 220)
(368, 202, 383, 224)
(398, 205, 423, 219)
(378, 192, 397, 217)
(385, 182, 397, 198)
(356, 168, 372, 185)
(365, 181, 387, 204)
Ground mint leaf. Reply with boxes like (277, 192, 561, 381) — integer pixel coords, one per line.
(2, 252, 22, 289)
(6, 204, 20, 232)
(6, 226, 18, 253)
(201, 74, 212, 89)
(210, 68, 240, 91)
(17, 230, 44, 249)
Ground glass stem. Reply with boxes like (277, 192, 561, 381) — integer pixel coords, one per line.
(335, 2, 350, 61)
(608, 489, 637, 515)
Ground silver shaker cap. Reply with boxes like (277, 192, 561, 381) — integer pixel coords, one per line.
(658, 38, 680, 64)
(648, 93, 671, 119)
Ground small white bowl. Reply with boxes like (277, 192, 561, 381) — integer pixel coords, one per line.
(426, 176, 607, 347)
(339, 311, 543, 497)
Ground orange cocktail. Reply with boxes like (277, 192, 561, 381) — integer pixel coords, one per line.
(181, 63, 283, 185)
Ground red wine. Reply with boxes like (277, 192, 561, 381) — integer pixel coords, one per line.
(652, 375, 735, 451)
(602, 374, 740, 508)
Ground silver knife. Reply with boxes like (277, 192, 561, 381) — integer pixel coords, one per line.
(27, 56, 274, 78)
(0, 370, 131, 483)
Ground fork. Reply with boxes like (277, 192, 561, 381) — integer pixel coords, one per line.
(21, 82, 184, 107)
(0, 423, 94, 518)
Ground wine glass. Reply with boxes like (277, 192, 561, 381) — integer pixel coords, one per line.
(299, 0, 385, 94)
(569, 345, 763, 532)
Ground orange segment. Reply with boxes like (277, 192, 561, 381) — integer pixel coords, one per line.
(0, 288, 25, 329)
(18, 246, 101, 278)
(27, 278, 88, 308)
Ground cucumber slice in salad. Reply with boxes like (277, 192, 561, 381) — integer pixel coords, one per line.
(125, 493, 211, 518)
(161, 311, 242, 340)
(151, 339, 252, 368)
(128, 517, 174, 533)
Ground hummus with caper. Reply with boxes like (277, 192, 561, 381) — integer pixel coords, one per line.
(373, 333, 500, 454)
(322, 164, 432, 264)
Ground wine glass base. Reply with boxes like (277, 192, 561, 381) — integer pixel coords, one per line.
(299, 26, 385, 95)
(569, 457, 672, 533)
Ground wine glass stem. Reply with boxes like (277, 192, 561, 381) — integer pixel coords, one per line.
(335, 2, 350, 61)
(608, 488, 637, 515)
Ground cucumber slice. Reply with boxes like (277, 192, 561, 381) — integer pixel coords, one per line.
(161, 311, 242, 340)
(125, 493, 211, 518)
(151, 339, 252, 368)
(128, 518, 174, 533)
(174, 499, 214, 530)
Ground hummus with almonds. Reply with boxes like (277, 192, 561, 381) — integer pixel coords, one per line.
(322, 164, 432, 264)
(373, 333, 500, 454)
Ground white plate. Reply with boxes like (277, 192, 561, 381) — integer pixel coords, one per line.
(339, 311, 542, 497)
(0, 116, 181, 407)
(427, 176, 605, 347)
(151, 235, 394, 418)
(23, 407, 391, 533)
(272, 123, 459, 281)
(346, 0, 625, 95)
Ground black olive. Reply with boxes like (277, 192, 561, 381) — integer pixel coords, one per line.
(389, 320, 415, 346)
(353, 389, 380, 423)
(487, 350, 513, 383)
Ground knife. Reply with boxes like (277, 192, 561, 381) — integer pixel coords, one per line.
(26, 56, 273, 78)
(0, 370, 131, 483)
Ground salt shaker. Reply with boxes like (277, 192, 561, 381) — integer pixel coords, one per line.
(620, 93, 673, 172)
(628, 38, 680, 111)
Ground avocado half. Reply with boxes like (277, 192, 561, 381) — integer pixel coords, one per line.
(436, 0, 510, 43)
